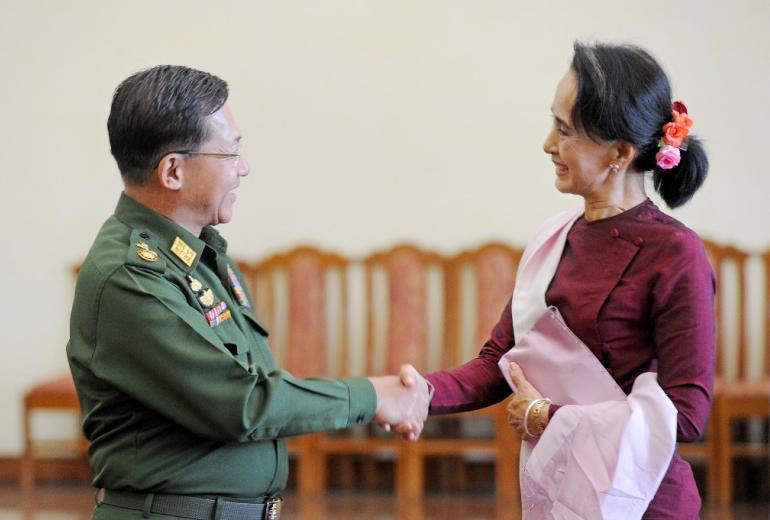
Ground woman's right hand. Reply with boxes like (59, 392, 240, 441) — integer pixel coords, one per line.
(506, 362, 547, 440)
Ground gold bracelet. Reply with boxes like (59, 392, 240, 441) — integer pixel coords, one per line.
(530, 398, 552, 436)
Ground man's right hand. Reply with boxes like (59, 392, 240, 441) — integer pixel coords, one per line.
(368, 364, 432, 441)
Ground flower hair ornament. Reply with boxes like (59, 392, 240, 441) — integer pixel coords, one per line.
(655, 100, 694, 170)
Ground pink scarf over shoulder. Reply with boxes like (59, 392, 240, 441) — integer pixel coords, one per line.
(498, 208, 677, 520)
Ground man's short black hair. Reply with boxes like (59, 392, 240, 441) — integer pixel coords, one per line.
(107, 65, 229, 185)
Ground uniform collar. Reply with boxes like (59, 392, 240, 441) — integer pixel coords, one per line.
(114, 193, 228, 273)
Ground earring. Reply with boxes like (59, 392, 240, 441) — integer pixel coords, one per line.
(609, 163, 620, 174)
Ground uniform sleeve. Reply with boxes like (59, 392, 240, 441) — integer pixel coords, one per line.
(425, 299, 514, 414)
(650, 231, 715, 442)
(89, 265, 377, 442)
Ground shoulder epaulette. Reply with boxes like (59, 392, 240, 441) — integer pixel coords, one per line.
(125, 229, 167, 273)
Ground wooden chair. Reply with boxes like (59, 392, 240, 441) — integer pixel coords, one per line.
(313, 244, 445, 497)
(21, 264, 88, 493)
(399, 242, 522, 500)
(20, 375, 87, 493)
(711, 244, 770, 503)
(248, 247, 349, 494)
(673, 239, 731, 501)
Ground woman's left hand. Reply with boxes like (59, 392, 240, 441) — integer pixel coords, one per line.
(506, 362, 545, 440)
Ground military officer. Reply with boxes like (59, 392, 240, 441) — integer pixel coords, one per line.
(67, 65, 430, 520)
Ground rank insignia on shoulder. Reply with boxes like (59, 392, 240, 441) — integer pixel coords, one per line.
(136, 241, 159, 262)
(171, 237, 196, 267)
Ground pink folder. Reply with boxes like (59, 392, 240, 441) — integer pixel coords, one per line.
(498, 306, 626, 405)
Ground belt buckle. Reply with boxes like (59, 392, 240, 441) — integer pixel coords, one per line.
(265, 496, 283, 520)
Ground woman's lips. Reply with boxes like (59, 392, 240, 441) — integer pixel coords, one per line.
(552, 161, 568, 176)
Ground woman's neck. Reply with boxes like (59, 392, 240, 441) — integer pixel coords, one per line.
(583, 172, 647, 222)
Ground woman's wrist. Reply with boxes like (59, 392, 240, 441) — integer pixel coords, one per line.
(525, 398, 552, 437)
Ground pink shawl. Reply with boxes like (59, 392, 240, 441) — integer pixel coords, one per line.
(498, 208, 677, 519)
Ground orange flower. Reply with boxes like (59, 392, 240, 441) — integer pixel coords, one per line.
(672, 110, 693, 130)
(662, 121, 689, 148)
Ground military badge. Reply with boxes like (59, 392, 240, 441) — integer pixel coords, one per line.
(171, 237, 196, 267)
(198, 288, 215, 307)
(187, 275, 214, 308)
(187, 275, 203, 293)
(204, 301, 231, 327)
(136, 241, 159, 262)
(227, 265, 251, 308)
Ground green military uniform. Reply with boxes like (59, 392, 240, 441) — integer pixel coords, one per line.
(67, 194, 376, 514)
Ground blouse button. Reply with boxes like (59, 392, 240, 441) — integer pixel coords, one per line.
(634, 237, 645, 247)
(610, 228, 620, 238)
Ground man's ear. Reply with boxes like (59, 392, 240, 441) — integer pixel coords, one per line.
(156, 154, 185, 190)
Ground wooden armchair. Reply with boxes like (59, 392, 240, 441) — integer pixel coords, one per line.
(316, 244, 446, 497)
(21, 264, 88, 493)
(711, 244, 770, 503)
(247, 247, 350, 494)
(20, 375, 87, 493)
(673, 239, 734, 500)
(399, 242, 522, 500)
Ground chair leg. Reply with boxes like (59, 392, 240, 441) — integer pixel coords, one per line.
(495, 407, 521, 503)
(396, 440, 423, 498)
(297, 434, 326, 494)
(716, 399, 733, 504)
(20, 405, 34, 494)
(704, 412, 720, 503)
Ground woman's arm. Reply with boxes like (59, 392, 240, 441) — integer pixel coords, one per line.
(651, 230, 716, 442)
(425, 299, 515, 414)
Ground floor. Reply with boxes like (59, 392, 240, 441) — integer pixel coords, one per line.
(0, 484, 768, 520)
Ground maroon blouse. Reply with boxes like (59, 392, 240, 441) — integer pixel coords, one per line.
(425, 200, 715, 519)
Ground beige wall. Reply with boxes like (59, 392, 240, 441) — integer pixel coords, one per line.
(1, 0, 768, 454)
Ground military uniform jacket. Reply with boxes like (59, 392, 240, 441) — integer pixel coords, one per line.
(67, 194, 376, 498)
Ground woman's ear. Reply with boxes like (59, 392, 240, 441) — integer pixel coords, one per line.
(156, 154, 184, 190)
(613, 141, 637, 171)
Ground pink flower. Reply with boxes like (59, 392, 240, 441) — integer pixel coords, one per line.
(656, 145, 681, 170)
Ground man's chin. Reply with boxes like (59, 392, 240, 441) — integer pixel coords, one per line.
(215, 210, 233, 226)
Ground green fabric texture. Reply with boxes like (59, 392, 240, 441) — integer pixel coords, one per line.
(67, 193, 376, 498)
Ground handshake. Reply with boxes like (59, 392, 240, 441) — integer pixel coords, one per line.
(368, 365, 433, 441)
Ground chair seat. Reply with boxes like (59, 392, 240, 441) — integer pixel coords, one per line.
(715, 378, 770, 397)
(21, 374, 85, 492)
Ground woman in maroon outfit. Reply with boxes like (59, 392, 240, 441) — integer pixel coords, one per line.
(422, 42, 713, 519)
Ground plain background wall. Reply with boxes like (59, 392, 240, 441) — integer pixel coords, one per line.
(0, 0, 768, 455)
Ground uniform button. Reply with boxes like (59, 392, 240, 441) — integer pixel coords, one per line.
(610, 228, 620, 238)
(140, 232, 151, 239)
(355, 415, 365, 425)
(634, 237, 645, 247)
(600, 342, 611, 353)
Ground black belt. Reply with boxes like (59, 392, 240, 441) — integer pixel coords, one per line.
(95, 488, 282, 520)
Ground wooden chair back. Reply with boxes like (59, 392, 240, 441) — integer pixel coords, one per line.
(702, 239, 750, 381)
(250, 247, 349, 378)
(445, 242, 523, 367)
(362, 244, 446, 375)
